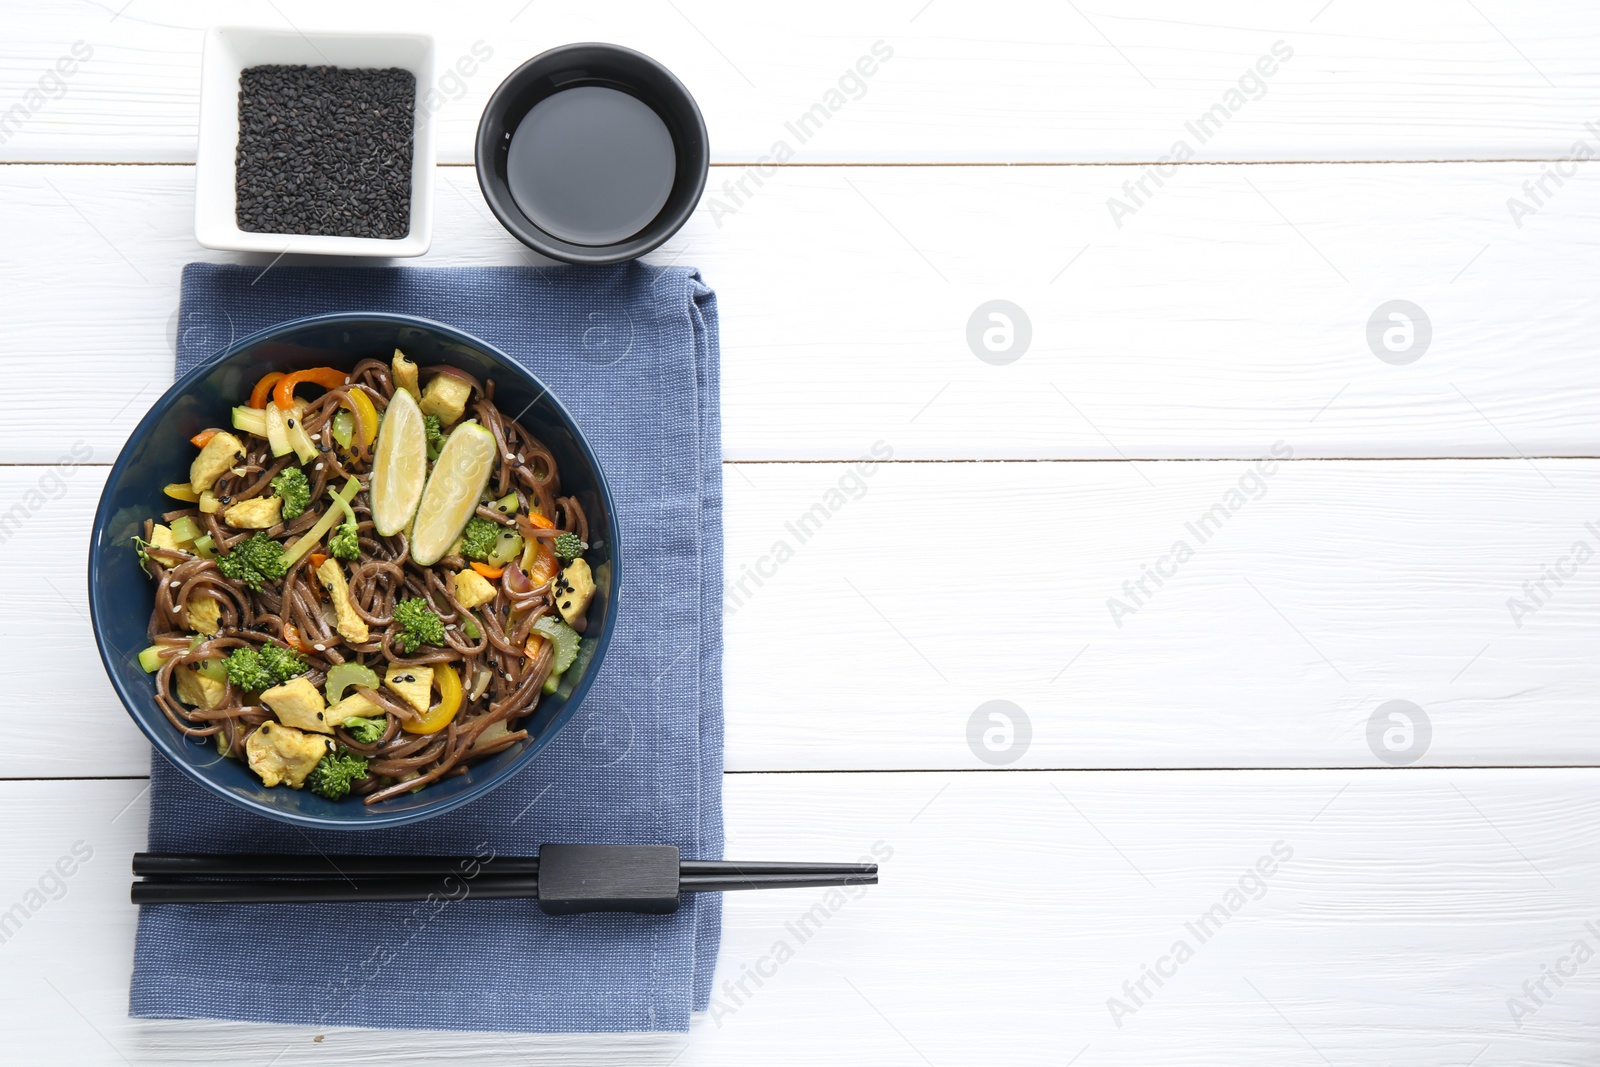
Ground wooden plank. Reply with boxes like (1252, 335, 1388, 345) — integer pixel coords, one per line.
(2, 162, 1598, 463)
(15, 460, 1598, 776)
(5, 1, 1600, 164)
(2, 771, 1595, 1062)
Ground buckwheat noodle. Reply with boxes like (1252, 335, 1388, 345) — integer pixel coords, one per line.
(139, 359, 588, 804)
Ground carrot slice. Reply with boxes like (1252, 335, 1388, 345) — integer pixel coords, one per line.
(470, 561, 504, 580)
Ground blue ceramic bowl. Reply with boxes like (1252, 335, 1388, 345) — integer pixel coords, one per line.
(89, 313, 620, 830)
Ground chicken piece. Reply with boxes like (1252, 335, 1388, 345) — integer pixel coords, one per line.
(326, 690, 386, 728)
(384, 662, 434, 716)
(245, 721, 330, 788)
(315, 559, 370, 643)
(392, 349, 420, 399)
(222, 495, 282, 530)
(185, 597, 222, 636)
(260, 676, 331, 734)
(419, 373, 473, 426)
(552, 558, 596, 628)
(190, 431, 247, 493)
(173, 666, 225, 709)
(452, 568, 498, 610)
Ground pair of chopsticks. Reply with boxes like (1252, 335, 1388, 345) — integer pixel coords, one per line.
(132, 844, 878, 915)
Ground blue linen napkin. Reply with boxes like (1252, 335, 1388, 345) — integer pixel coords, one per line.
(130, 262, 723, 1033)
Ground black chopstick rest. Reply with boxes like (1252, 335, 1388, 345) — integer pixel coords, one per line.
(535, 843, 680, 915)
(130, 845, 879, 912)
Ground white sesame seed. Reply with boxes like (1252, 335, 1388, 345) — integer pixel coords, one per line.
(314, 463, 325, 471)
(516, 453, 524, 464)
(313, 643, 326, 652)
(310, 433, 321, 442)
(504, 452, 514, 462)
(169, 581, 180, 588)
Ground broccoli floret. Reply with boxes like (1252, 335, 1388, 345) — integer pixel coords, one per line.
(216, 531, 286, 591)
(423, 413, 446, 461)
(553, 532, 587, 560)
(392, 597, 445, 654)
(258, 642, 308, 683)
(224, 642, 307, 691)
(305, 748, 369, 800)
(223, 647, 276, 692)
(341, 717, 386, 743)
(270, 467, 311, 520)
(329, 520, 360, 560)
(459, 516, 500, 562)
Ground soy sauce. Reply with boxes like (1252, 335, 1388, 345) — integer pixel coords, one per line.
(504, 86, 677, 246)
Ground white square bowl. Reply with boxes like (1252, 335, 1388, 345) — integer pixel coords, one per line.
(195, 26, 436, 257)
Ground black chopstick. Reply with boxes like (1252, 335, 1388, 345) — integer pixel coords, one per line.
(132, 853, 877, 880)
(131, 845, 879, 914)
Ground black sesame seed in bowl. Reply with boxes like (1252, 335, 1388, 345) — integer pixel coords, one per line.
(194, 28, 437, 256)
(235, 64, 416, 240)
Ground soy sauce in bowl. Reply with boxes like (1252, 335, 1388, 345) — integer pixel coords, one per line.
(475, 44, 708, 265)
(505, 86, 677, 247)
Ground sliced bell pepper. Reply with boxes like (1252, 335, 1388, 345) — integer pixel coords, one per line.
(249, 371, 286, 410)
(401, 663, 462, 735)
(343, 388, 379, 448)
(189, 429, 219, 448)
(273, 367, 350, 410)
(469, 561, 504, 580)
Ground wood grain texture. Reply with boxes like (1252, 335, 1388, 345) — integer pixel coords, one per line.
(4, 1, 1600, 164)
(15, 460, 1597, 776)
(2, 162, 1597, 463)
(4, 772, 1597, 1064)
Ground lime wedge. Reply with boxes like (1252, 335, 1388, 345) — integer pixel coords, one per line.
(370, 388, 428, 537)
(410, 421, 497, 566)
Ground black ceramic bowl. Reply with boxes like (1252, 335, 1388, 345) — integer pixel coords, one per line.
(475, 43, 708, 265)
(88, 313, 620, 830)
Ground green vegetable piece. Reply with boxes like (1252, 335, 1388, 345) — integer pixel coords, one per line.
(259, 642, 308, 683)
(491, 492, 519, 516)
(392, 597, 445, 654)
(329, 520, 359, 560)
(330, 410, 355, 449)
(305, 748, 370, 800)
(137, 644, 168, 673)
(190, 534, 217, 560)
(422, 412, 446, 461)
(531, 615, 580, 675)
(216, 531, 287, 591)
(324, 662, 380, 705)
(460, 612, 481, 640)
(553, 532, 587, 560)
(223, 647, 275, 692)
(341, 717, 386, 744)
(224, 643, 307, 692)
(459, 516, 500, 562)
(271, 467, 312, 520)
(194, 658, 227, 683)
(169, 515, 204, 545)
(542, 673, 560, 696)
(131, 535, 152, 567)
(487, 528, 523, 567)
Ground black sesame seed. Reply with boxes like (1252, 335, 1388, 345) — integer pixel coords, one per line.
(234, 64, 415, 239)
(286, 419, 295, 428)
(316, 712, 324, 720)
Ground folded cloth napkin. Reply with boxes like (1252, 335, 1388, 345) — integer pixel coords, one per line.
(130, 262, 723, 1033)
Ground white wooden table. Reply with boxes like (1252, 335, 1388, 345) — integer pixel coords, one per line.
(3, 1, 1598, 1062)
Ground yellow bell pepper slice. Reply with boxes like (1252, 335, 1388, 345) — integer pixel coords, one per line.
(345, 388, 379, 448)
(402, 662, 462, 734)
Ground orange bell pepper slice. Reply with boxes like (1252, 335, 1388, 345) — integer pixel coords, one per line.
(401, 663, 462, 735)
(523, 537, 558, 585)
(249, 371, 285, 410)
(189, 429, 219, 448)
(470, 561, 504, 580)
(273, 367, 350, 410)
